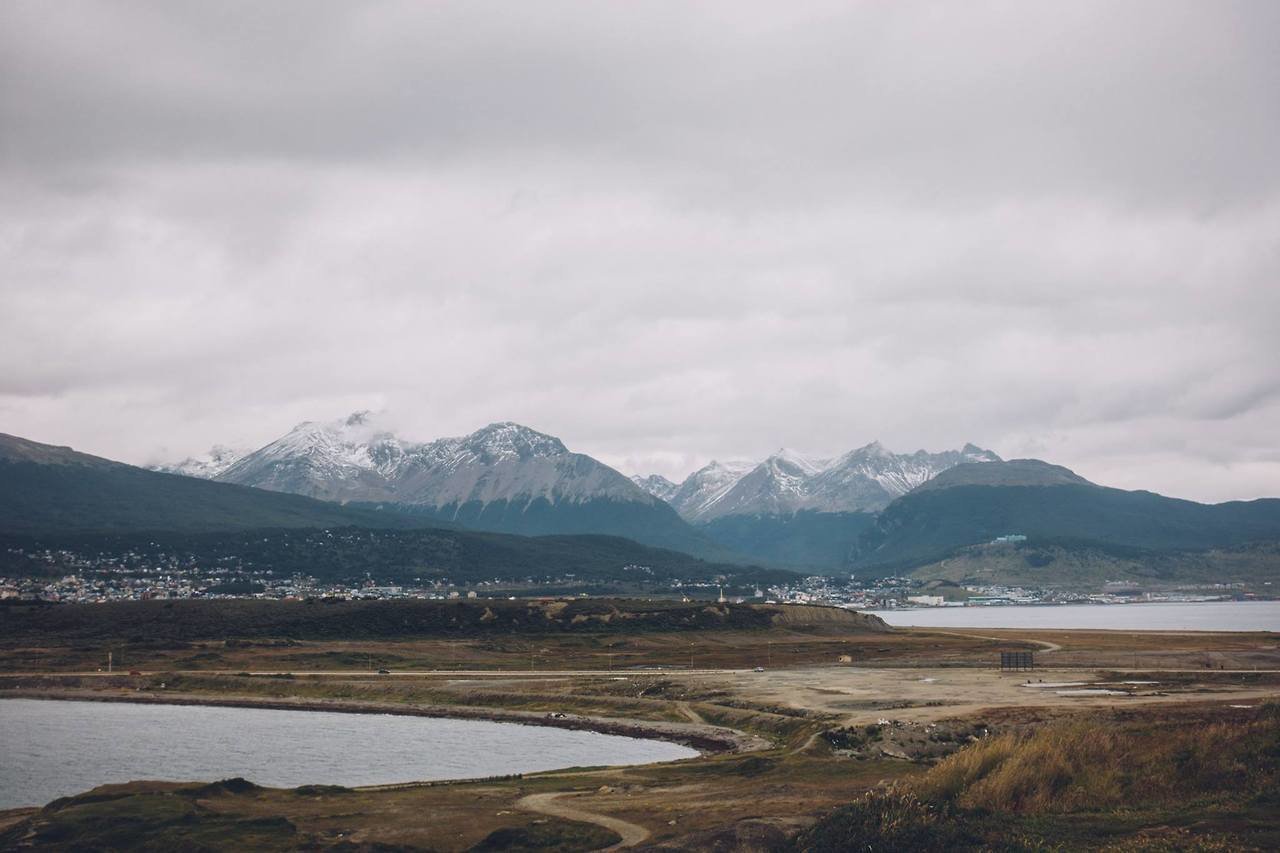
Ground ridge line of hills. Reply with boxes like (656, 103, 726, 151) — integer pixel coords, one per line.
(5, 422, 1280, 587)
(0, 433, 784, 587)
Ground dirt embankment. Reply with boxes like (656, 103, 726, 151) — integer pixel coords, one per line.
(767, 604, 891, 632)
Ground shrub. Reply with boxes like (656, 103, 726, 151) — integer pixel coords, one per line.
(793, 786, 970, 852)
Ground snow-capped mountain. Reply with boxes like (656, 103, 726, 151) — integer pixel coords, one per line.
(189, 414, 720, 556)
(803, 442, 1001, 514)
(217, 414, 652, 507)
(665, 459, 757, 520)
(151, 444, 250, 480)
(630, 474, 679, 502)
(647, 441, 1001, 523)
(215, 412, 404, 502)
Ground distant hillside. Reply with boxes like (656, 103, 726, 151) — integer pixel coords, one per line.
(911, 458, 1092, 491)
(700, 510, 877, 570)
(355, 494, 732, 562)
(854, 460, 1280, 571)
(0, 526, 792, 587)
(909, 540, 1280, 587)
(0, 433, 425, 535)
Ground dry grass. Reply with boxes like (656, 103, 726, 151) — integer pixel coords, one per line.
(916, 703, 1280, 813)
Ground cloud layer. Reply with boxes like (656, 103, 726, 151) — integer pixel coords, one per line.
(3, 1, 1278, 502)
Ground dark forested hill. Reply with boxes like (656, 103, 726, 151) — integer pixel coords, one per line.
(0, 526, 792, 586)
(700, 510, 878, 570)
(854, 475, 1280, 572)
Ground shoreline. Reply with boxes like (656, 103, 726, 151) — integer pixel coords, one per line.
(0, 688, 771, 758)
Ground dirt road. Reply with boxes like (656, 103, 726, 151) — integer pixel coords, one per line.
(517, 791, 650, 850)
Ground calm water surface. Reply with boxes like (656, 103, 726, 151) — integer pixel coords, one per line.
(866, 600, 1280, 631)
(0, 699, 697, 809)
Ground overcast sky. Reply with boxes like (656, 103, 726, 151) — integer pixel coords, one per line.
(2, 1, 1278, 502)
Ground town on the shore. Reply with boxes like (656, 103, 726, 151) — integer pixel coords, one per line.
(4, 544, 1261, 607)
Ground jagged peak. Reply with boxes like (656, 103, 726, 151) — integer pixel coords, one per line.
(843, 440, 893, 460)
(457, 421, 568, 459)
(698, 458, 755, 475)
(961, 442, 1002, 461)
(632, 472, 677, 486)
(767, 447, 827, 473)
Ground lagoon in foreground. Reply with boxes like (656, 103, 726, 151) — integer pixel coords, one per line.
(0, 698, 698, 810)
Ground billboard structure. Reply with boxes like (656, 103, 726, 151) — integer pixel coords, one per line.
(1000, 650, 1035, 671)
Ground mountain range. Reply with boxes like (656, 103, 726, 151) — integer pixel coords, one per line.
(154, 414, 723, 559)
(21, 414, 1274, 585)
(0, 432, 776, 587)
(155, 415, 1006, 566)
(639, 442, 1002, 521)
(623, 442, 1003, 567)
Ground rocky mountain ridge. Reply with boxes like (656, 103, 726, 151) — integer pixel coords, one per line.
(632, 441, 1002, 521)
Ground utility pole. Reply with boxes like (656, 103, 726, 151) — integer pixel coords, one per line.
(108, 650, 113, 674)
(689, 642, 695, 670)
(767, 641, 772, 668)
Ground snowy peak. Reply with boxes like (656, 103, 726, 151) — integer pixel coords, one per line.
(631, 473, 680, 502)
(767, 448, 829, 476)
(807, 443, 1002, 511)
(150, 444, 250, 479)
(961, 442, 1002, 463)
(203, 415, 654, 510)
(454, 422, 568, 464)
(215, 413, 406, 501)
(673, 441, 1002, 522)
(666, 459, 757, 520)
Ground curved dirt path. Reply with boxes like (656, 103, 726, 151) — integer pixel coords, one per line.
(517, 791, 650, 850)
(675, 701, 706, 725)
(932, 630, 1062, 653)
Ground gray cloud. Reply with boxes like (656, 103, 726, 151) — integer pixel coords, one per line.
(2, 1, 1278, 503)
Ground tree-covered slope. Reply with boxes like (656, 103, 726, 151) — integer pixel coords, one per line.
(855, 480, 1280, 571)
(0, 526, 792, 586)
(700, 510, 877, 570)
(365, 496, 734, 562)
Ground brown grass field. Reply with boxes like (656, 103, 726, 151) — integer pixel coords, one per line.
(2, 603, 1278, 850)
